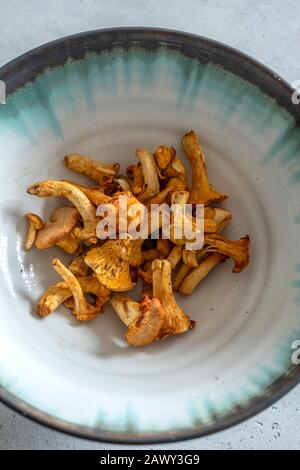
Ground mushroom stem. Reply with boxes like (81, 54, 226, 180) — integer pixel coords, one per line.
(63, 180, 111, 206)
(64, 154, 119, 184)
(136, 149, 160, 202)
(152, 259, 195, 338)
(179, 252, 225, 294)
(167, 245, 183, 269)
(52, 258, 100, 321)
(182, 131, 227, 205)
(173, 263, 191, 291)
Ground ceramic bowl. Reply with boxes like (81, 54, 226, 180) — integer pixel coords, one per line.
(0, 28, 300, 444)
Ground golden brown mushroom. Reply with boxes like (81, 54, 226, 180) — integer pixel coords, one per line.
(64, 154, 119, 184)
(136, 149, 160, 202)
(204, 233, 250, 273)
(52, 258, 105, 321)
(129, 239, 144, 267)
(146, 177, 186, 207)
(154, 145, 176, 170)
(55, 233, 83, 254)
(164, 157, 187, 184)
(108, 191, 147, 236)
(38, 275, 110, 318)
(24, 213, 44, 250)
(204, 207, 232, 233)
(84, 238, 134, 291)
(167, 245, 183, 269)
(154, 145, 187, 186)
(27, 180, 98, 243)
(34, 206, 79, 250)
(114, 178, 131, 191)
(179, 252, 226, 294)
(173, 247, 207, 290)
(182, 249, 199, 268)
(63, 180, 111, 206)
(110, 293, 164, 346)
(169, 191, 204, 248)
(182, 130, 227, 205)
(152, 259, 195, 338)
(127, 163, 144, 196)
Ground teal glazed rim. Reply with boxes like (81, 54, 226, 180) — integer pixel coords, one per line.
(0, 27, 299, 444)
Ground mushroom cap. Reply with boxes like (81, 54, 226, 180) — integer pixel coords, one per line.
(154, 145, 175, 169)
(84, 238, 134, 291)
(25, 213, 44, 230)
(126, 296, 164, 346)
(35, 206, 79, 250)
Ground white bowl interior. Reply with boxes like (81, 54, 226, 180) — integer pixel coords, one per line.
(0, 45, 299, 436)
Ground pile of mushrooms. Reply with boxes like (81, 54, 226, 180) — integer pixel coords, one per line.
(25, 130, 250, 347)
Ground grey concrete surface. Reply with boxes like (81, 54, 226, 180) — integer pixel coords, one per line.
(0, 0, 299, 450)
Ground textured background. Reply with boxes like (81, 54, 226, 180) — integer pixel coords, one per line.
(0, 0, 299, 450)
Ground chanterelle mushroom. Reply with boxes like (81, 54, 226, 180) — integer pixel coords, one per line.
(154, 145, 187, 188)
(179, 252, 226, 294)
(110, 293, 164, 346)
(64, 154, 119, 184)
(136, 149, 160, 202)
(84, 238, 134, 291)
(204, 233, 250, 273)
(204, 207, 232, 233)
(37, 275, 110, 317)
(24, 213, 44, 250)
(108, 191, 147, 236)
(27, 180, 98, 243)
(52, 258, 105, 321)
(169, 191, 204, 248)
(63, 180, 111, 206)
(55, 233, 82, 254)
(152, 259, 195, 338)
(68, 252, 90, 277)
(34, 206, 79, 250)
(127, 163, 144, 196)
(182, 130, 227, 205)
(154, 145, 176, 170)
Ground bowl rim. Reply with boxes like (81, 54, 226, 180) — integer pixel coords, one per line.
(0, 26, 299, 445)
